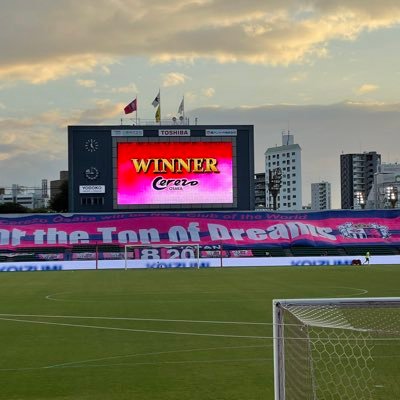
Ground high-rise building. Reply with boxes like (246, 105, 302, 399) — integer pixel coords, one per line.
(41, 179, 49, 199)
(366, 163, 400, 209)
(0, 184, 47, 209)
(254, 172, 266, 209)
(311, 181, 331, 210)
(340, 152, 381, 209)
(50, 170, 68, 201)
(265, 131, 302, 210)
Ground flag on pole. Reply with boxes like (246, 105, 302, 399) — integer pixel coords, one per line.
(152, 90, 160, 107)
(124, 98, 137, 114)
(155, 105, 161, 122)
(178, 97, 184, 114)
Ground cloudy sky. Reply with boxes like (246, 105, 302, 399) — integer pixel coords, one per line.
(1, 0, 400, 208)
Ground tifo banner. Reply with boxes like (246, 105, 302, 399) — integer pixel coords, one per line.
(0, 210, 399, 249)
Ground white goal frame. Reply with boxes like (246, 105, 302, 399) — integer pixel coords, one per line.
(124, 243, 201, 270)
(273, 297, 400, 400)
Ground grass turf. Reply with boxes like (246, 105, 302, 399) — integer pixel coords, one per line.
(0, 265, 399, 400)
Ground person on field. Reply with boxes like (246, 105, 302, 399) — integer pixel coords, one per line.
(363, 251, 370, 265)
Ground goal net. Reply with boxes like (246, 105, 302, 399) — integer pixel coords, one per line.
(273, 297, 400, 400)
(124, 243, 201, 269)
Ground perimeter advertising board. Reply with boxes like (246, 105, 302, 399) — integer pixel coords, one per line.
(68, 125, 254, 212)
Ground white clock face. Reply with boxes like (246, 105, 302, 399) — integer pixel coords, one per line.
(85, 166, 99, 181)
(85, 138, 99, 152)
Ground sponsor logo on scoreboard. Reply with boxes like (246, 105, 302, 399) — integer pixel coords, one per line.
(205, 129, 237, 136)
(111, 129, 144, 137)
(79, 185, 106, 194)
(158, 129, 191, 136)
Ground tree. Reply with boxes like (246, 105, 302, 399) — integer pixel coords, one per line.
(31, 207, 51, 213)
(0, 202, 30, 213)
(49, 180, 68, 212)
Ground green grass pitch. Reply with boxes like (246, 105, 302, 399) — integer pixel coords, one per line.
(1, 265, 399, 400)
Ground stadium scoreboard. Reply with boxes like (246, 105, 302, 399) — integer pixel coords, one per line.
(68, 125, 254, 212)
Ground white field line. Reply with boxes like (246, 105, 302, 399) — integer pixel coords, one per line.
(0, 312, 271, 326)
(45, 344, 272, 369)
(3, 354, 400, 373)
(4, 316, 397, 341)
(2, 353, 400, 373)
(0, 357, 273, 372)
(334, 287, 369, 296)
(51, 353, 400, 369)
(0, 344, 272, 371)
(45, 286, 369, 304)
(53, 358, 272, 369)
(0, 341, 272, 373)
(45, 292, 69, 301)
(45, 292, 265, 304)
(0, 317, 270, 339)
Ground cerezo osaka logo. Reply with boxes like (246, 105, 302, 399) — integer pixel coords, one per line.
(338, 222, 390, 239)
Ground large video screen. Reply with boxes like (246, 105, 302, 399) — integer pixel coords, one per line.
(117, 141, 233, 205)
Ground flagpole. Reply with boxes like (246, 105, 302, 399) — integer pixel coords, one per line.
(136, 95, 138, 125)
(152, 89, 161, 124)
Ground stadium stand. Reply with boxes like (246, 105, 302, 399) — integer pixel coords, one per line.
(251, 247, 287, 257)
(0, 244, 399, 263)
(289, 246, 345, 257)
(342, 245, 399, 256)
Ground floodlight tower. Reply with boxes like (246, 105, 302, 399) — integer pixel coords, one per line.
(354, 191, 366, 209)
(386, 185, 398, 208)
(268, 167, 283, 210)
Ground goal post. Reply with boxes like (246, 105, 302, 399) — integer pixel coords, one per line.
(124, 243, 201, 270)
(273, 297, 400, 400)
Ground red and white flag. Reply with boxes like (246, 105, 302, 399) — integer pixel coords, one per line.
(124, 98, 137, 114)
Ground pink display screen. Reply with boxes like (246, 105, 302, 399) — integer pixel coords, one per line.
(117, 141, 233, 205)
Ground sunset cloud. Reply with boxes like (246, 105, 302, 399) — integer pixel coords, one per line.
(202, 87, 215, 97)
(162, 72, 190, 87)
(356, 83, 379, 95)
(0, 100, 123, 183)
(1, 1, 400, 82)
(76, 79, 96, 88)
(0, 55, 116, 84)
(110, 83, 139, 94)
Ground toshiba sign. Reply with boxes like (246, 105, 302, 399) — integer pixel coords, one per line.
(158, 129, 191, 136)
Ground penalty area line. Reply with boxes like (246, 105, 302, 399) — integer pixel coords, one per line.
(0, 317, 270, 340)
(0, 312, 270, 326)
(45, 344, 272, 369)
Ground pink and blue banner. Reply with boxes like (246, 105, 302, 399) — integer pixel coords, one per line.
(0, 210, 399, 249)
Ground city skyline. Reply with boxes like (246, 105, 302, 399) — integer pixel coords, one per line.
(1, 1, 400, 208)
